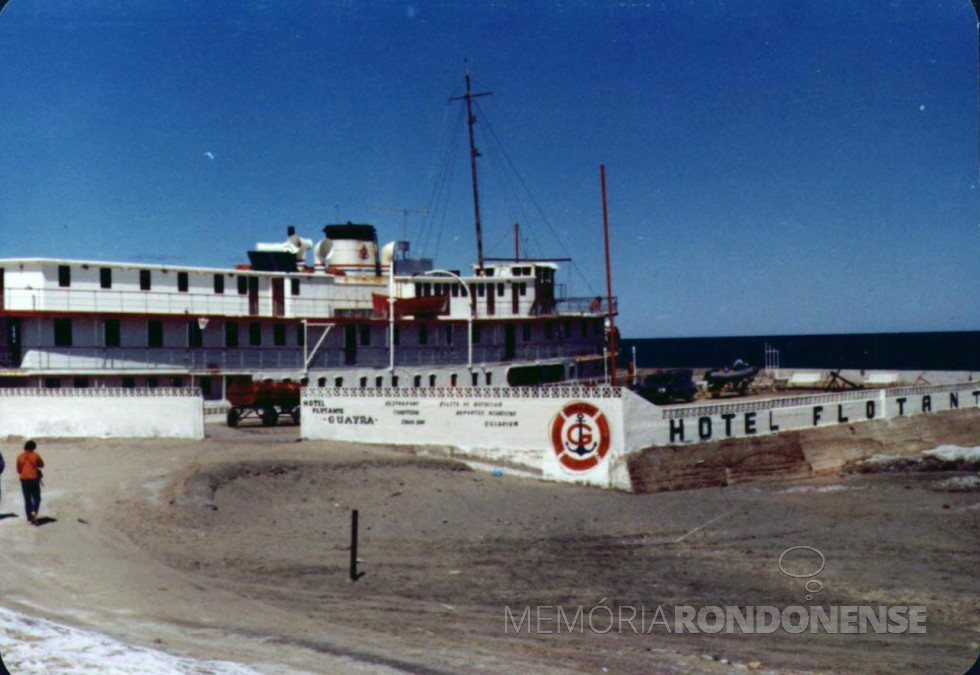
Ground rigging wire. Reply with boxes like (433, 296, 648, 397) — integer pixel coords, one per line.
(417, 104, 464, 259)
(417, 70, 604, 298)
(486, 226, 514, 258)
(411, 98, 457, 246)
(489, 152, 538, 257)
(472, 102, 540, 259)
(474, 99, 599, 296)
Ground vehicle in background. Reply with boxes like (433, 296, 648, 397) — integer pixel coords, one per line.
(226, 378, 302, 426)
(637, 368, 698, 404)
(704, 359, 759, 398)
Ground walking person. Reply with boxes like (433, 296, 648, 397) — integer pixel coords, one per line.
(16, 440, 44, 525)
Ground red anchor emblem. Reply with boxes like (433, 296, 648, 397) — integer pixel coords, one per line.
(551, 402, 610, 472)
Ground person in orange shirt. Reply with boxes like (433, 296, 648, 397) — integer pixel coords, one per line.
(16, 440, 44, 525)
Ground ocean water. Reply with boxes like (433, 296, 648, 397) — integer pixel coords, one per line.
(621, 330, 980, 371)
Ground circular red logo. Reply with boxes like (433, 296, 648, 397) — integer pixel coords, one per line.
(358, 244, 369, 260)
(550, 402, 610, 473)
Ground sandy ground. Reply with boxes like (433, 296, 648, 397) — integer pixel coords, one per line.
(0, 422, 978, 674)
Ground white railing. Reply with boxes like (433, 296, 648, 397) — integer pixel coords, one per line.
(0, 387, 200, 397)
(15, 341, 604, 373)
(558, 296, 618, 316)
(303, 385, 624, 399)
(659, 381, 980, 420)
(21, 348, 306, 372)
(1, 287, 371, 319)
(2, 287, 615, 321)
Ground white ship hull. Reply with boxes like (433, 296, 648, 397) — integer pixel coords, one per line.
(0, 225, 615, 399)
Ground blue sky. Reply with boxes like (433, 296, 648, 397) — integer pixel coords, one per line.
(0, 1, 976, 338)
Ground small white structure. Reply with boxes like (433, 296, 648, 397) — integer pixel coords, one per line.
(787, 372, 823, 387)
(0, 388, 204, 439)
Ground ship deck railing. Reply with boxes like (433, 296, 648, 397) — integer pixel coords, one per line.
(556, 296, 617, 316)
(1, 287, 370, 319)
(9, 343, 604, 373)
(1, 287, 615, 321)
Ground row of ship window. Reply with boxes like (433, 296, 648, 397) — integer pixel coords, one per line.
(56, 266, 301, 296)
(414, 281, 528, 298)
(49, 318, 601, 348)
(40, 375, 233, 398)
(42, 376, 187, 389)
(315, 372, 496, 388)
(55, 266, 535, 300)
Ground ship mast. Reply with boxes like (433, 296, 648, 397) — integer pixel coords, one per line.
(450, 60, 492, 273)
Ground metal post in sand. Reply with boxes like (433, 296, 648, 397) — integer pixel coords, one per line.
(350, 509, 365, 581)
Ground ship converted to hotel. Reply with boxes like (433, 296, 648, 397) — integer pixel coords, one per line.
(0, 224, 614, 400)
(0, 67, 618, 401)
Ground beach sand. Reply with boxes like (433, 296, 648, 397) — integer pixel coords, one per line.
(0, 419, 978, 674)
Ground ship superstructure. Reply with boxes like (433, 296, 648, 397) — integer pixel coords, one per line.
(0, 224, 614, 399)
(0, 67, 618, 399)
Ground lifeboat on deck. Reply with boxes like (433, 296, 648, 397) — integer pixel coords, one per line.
(371, 293, 450, 319)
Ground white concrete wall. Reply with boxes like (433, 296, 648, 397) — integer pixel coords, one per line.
(302, 386, 632, 490)
(765, 368, 979, 388)
(0, 388, 204, 439)
(627, 383, 980, 447)
(302, 382, 980, 491)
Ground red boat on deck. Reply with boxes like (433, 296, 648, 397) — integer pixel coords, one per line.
(371, 293, 450, 319)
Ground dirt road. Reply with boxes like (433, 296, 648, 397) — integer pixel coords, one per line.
(0, 422, 977, 673)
